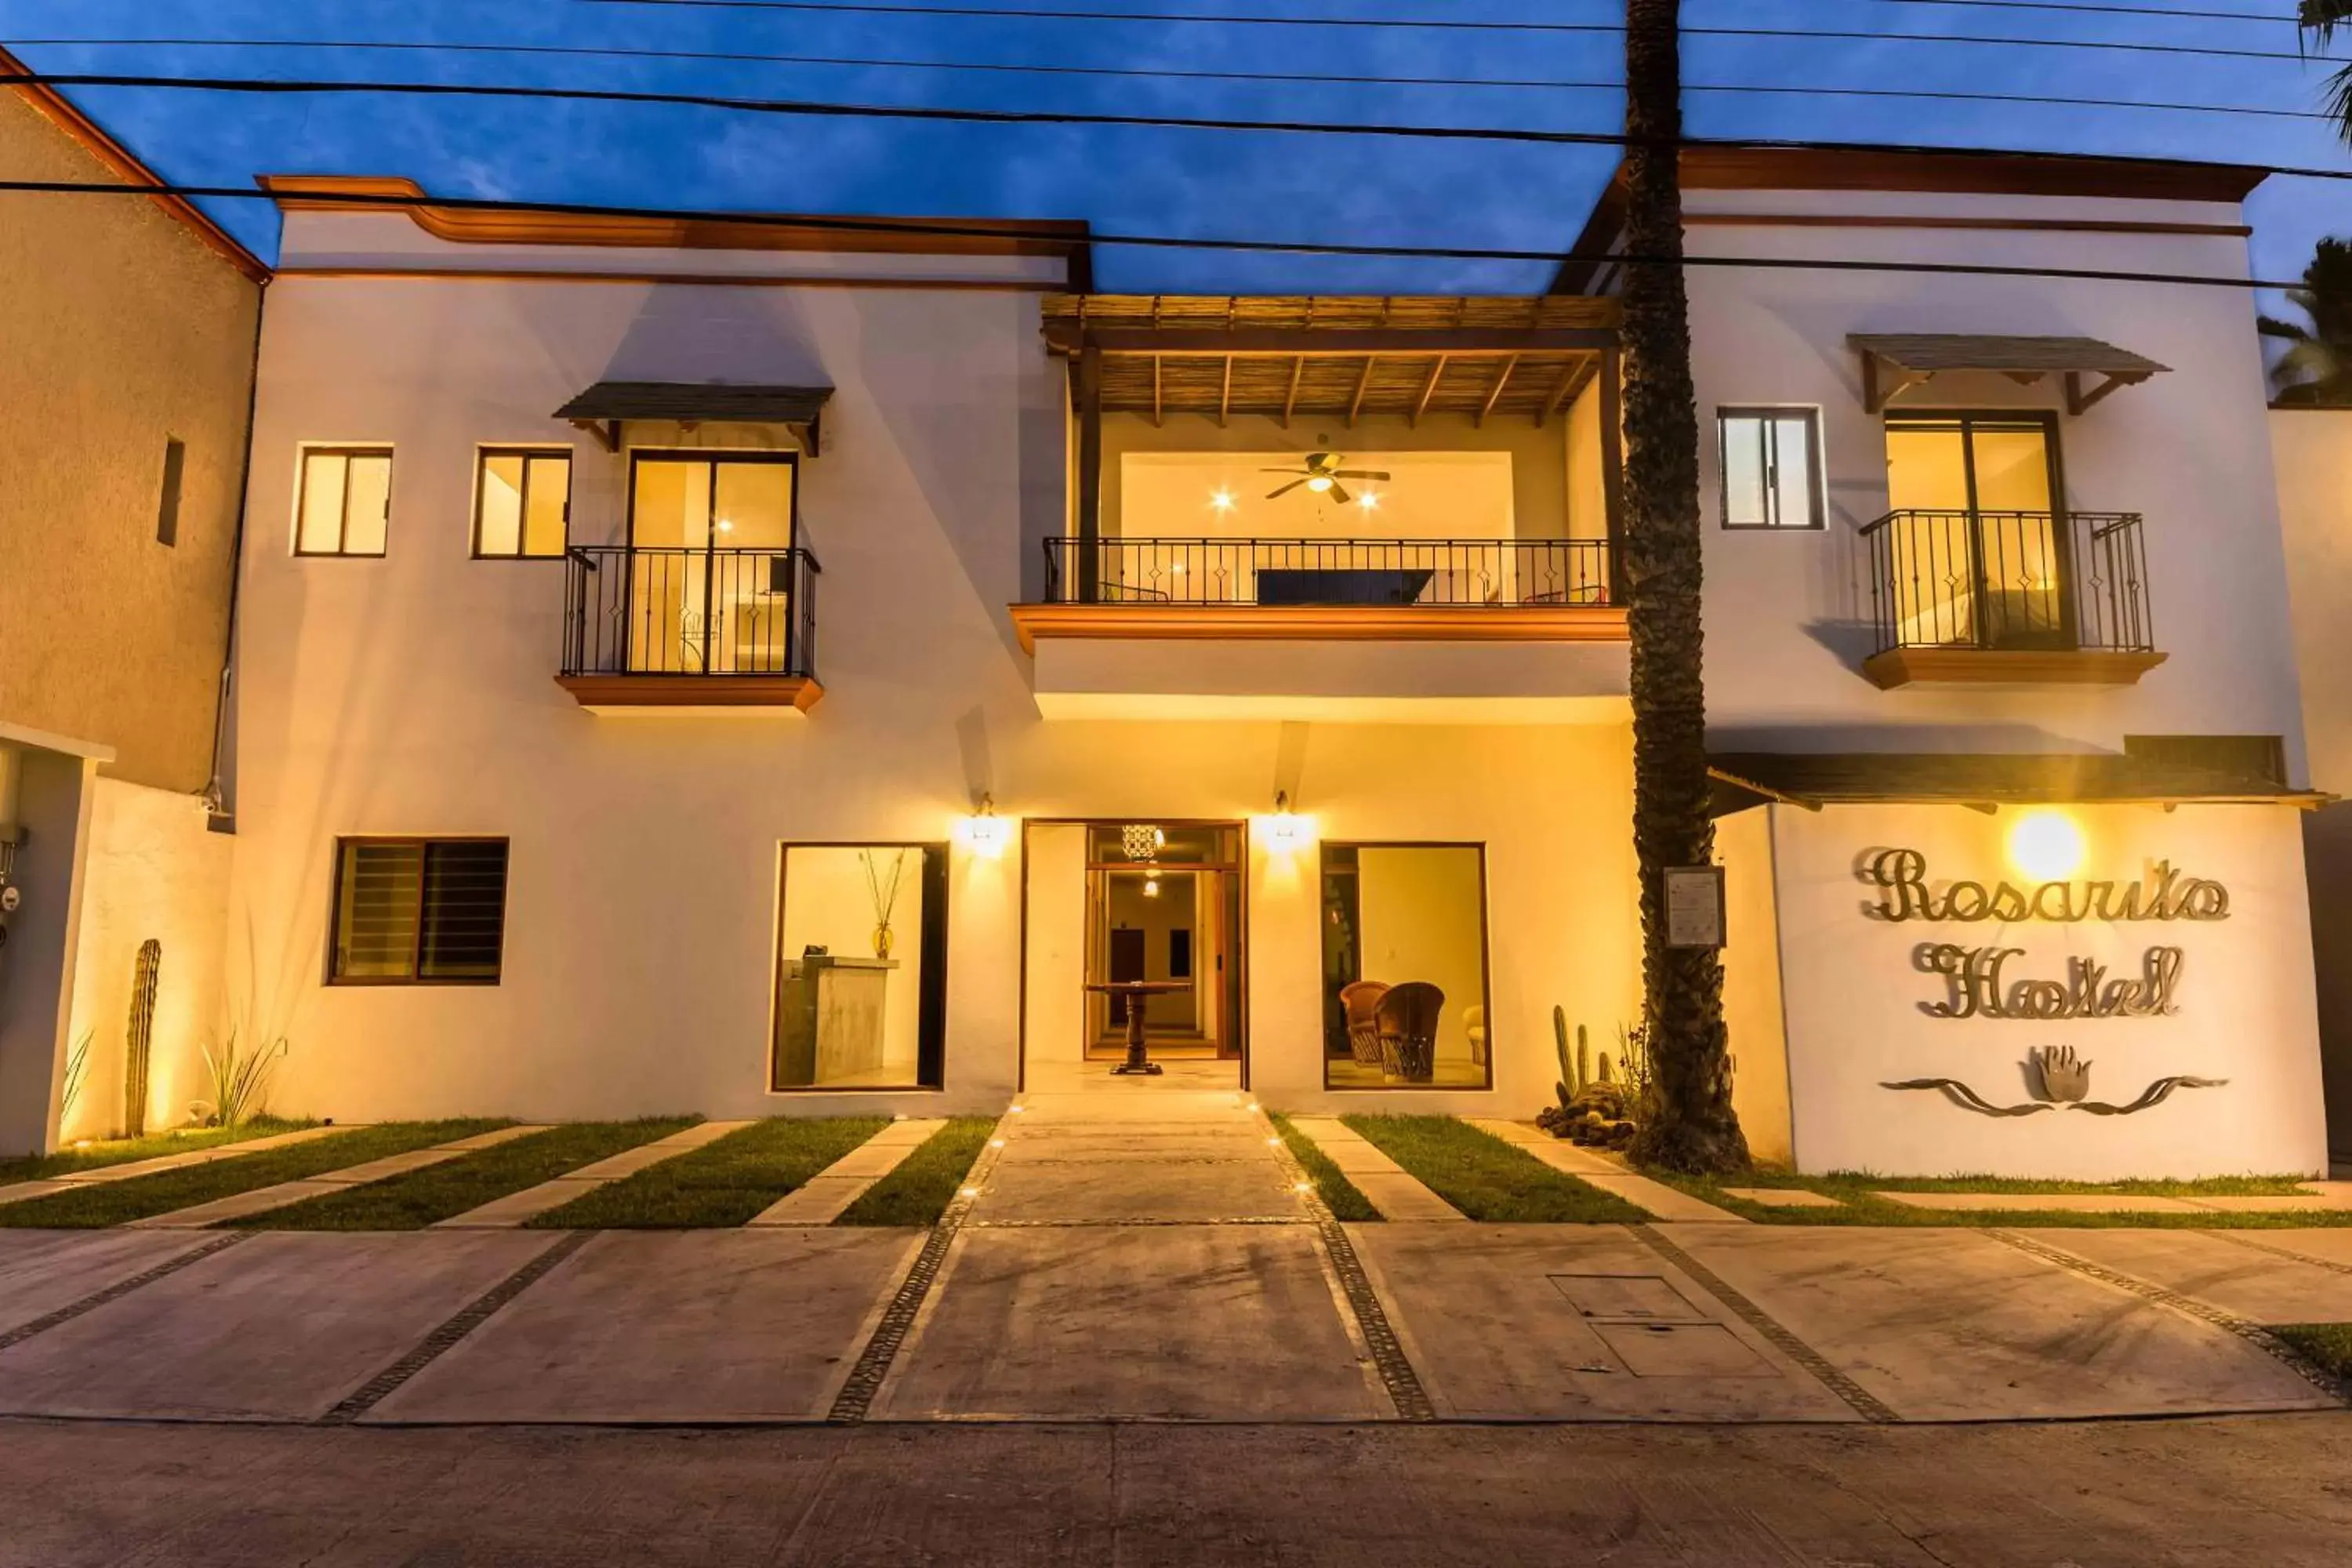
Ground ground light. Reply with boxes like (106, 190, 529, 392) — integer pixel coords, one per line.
(2008, 808, 2087, 883)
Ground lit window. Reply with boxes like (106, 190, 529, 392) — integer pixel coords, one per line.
(330, 838, 509, 985)
(296, 448, 394, 557)
(1320, 843, 1493, 1091)
(474, 448, 572, 559)
(1717, 408, 1823, 529)
(772, 844, 948, 1091)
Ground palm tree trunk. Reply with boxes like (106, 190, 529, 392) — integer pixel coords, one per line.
(1618, 0, 1748, 1174)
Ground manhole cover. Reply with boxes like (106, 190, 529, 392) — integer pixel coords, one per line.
(1592, 1322, 1775, 1378)
(1548, 1272, 1709, 1324)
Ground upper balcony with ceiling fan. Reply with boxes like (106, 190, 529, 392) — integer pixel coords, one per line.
(1012, 295, 1633, 724)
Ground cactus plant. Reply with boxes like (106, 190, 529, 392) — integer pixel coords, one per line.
(1552, 1007, 1576, 1107)
(123, 939, 159, 1137)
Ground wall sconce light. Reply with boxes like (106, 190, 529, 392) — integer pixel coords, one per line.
(1265, 790, 1303, 850)
(2006, 808, 2085, 884)
(961, 793, 1011, 858)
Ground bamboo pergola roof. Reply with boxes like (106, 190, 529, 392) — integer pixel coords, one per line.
(1042, 295, 1619, 427)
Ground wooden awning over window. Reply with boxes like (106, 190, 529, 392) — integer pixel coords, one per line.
(1849, 334, 2171, 416)
(1708, 751, 2325, 816)
(553, 381, 834, 453)
(1042, 295, 1619, 428)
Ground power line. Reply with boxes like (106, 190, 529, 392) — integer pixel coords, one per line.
(6, 38, 2331, 122)
(16, 71, 2352, 154)
(561, 0, 2348, 64)
(0, 176, 2317, 292)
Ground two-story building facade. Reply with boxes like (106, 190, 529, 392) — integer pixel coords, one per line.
(192, 147, 2328, 1178)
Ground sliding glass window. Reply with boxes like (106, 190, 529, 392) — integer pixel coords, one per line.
(1320, 843, 1493, 1090)
(772, 844, 948, 1091)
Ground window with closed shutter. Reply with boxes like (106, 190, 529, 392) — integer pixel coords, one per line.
(331, 839, 508, 984)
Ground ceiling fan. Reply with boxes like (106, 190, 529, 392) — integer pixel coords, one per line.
(1262, 446, 1390, 506)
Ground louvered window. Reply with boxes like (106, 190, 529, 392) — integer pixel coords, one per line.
(330, 839, 509, 984)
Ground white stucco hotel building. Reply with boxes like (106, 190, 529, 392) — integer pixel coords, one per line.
(6, 143, 2336, 1181)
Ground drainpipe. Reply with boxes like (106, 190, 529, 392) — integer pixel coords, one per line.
(201, 274, 268, 833)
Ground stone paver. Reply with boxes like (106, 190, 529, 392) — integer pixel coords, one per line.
(750, 1119, 946, 1226)
(1349, 1223, 1858, 1421)
(2232, 1229, 2352, 1272)
(130, 1125, 550, 1229)
(370, 1230, 925, 1423)
(435, 1120, 753, 1229)
(1284, 1117, 1465, 1221)
(874, 1225, 1384, 1421)
(0, 1231, 554, 1420)
(1722, 1187, 1846, 1209)
(0, 1230, 224, 1335)
(1660, 1224, 2335, 1420)
(1468, 1120, 1744, 1223)
(1875, 1191, 2206, 1214)
(0, 1125, 349, 1207)
(2034, 1229, 2352, 1325)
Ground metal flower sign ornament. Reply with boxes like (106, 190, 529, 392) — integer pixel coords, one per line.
(1886, 1046, 2227, 1118)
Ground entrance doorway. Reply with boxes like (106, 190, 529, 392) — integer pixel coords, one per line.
(1020, 820, 1247, 1089)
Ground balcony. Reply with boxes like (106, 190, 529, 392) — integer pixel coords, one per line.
(1859, 510, 2165, 688)
(1012, 537, 1631, 724)
(558, 545, 823, 713)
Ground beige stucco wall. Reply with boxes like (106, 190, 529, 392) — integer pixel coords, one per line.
(0, 89, 260, 791)
(2270, 406, 2352, 1159)
(1716, 806, 1794, 1165)
(60, 779, 233, 1139)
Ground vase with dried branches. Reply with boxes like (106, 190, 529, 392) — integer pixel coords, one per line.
(861, 848, 909, 960)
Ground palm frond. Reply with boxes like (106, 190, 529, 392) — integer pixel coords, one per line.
(2303, 0, 2352, 51)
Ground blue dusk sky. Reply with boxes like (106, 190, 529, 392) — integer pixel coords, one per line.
(5, 0, 2352, 302)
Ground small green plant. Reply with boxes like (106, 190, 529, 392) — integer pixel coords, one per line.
(60, 1029, 93, 1124)
(1617, 1021, 1656, 1116)
(198, 1032, 288, 1128)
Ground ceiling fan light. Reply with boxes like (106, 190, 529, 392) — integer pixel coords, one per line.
(1308, 475, 1333, 492)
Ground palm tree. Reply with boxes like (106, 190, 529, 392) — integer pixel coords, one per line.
(2303, 2, 2352, 138)
(1617, 0, 1749, 1174)
(2261, 238, 2352, 407)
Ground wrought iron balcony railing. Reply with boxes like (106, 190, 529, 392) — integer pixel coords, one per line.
(561, 545, 821, 680)
(1041, 536, 1614, 608)
(1859, 509, 2151, 659)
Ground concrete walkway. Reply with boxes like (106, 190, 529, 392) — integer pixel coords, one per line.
(0, 1125, 348, 1208)
(434, 1120, 752, 1229)
(1467, 1118, 1746, 1222)
(1283, 1116, 1465, 1221)
(750, 1118, 946, 1226)
(130, 1126, 547, 1229)
(0, 1087, 2347, 1426)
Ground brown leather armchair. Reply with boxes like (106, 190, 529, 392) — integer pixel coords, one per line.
(1374, 982, 1445, 1083)
(1338, 980, 1391, 1066)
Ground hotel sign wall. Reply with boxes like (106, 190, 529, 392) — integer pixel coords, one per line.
(1857, 848, 2230, 1117)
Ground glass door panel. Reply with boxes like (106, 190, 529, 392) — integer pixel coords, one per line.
(626, 456, 796, 673)
(1882, 416, 2067, 651)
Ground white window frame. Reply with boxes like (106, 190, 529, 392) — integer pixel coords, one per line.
(1715, 407, 1826, 531)
(292, 445, 395, 558)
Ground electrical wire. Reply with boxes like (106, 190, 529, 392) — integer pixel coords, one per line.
(5, 37, 2331, 122)
(0, 176, 2317, 291)
(556, 0, 2350, 65)
(15, 71, 2352, 156)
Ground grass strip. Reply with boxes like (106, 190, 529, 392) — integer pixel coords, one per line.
(1269, 1113, 1380, 1222)
(235, 1118, 701, 1230)
(2272, 1323, 2352, 1379)
(836, 1119, 997, 1227)
(0, 1117, 317, 1187)
(0, 1120, 510, 1229)
(532, 1116, 887, 1229)
(1342, 1115, 1645, 1223)
(1639, 1169, 2352, 1229)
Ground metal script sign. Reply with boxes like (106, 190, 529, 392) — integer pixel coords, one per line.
(1858, 848, 2234, 1120)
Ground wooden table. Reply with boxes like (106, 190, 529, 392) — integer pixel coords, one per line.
(1084, 979, 1195, 1076)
